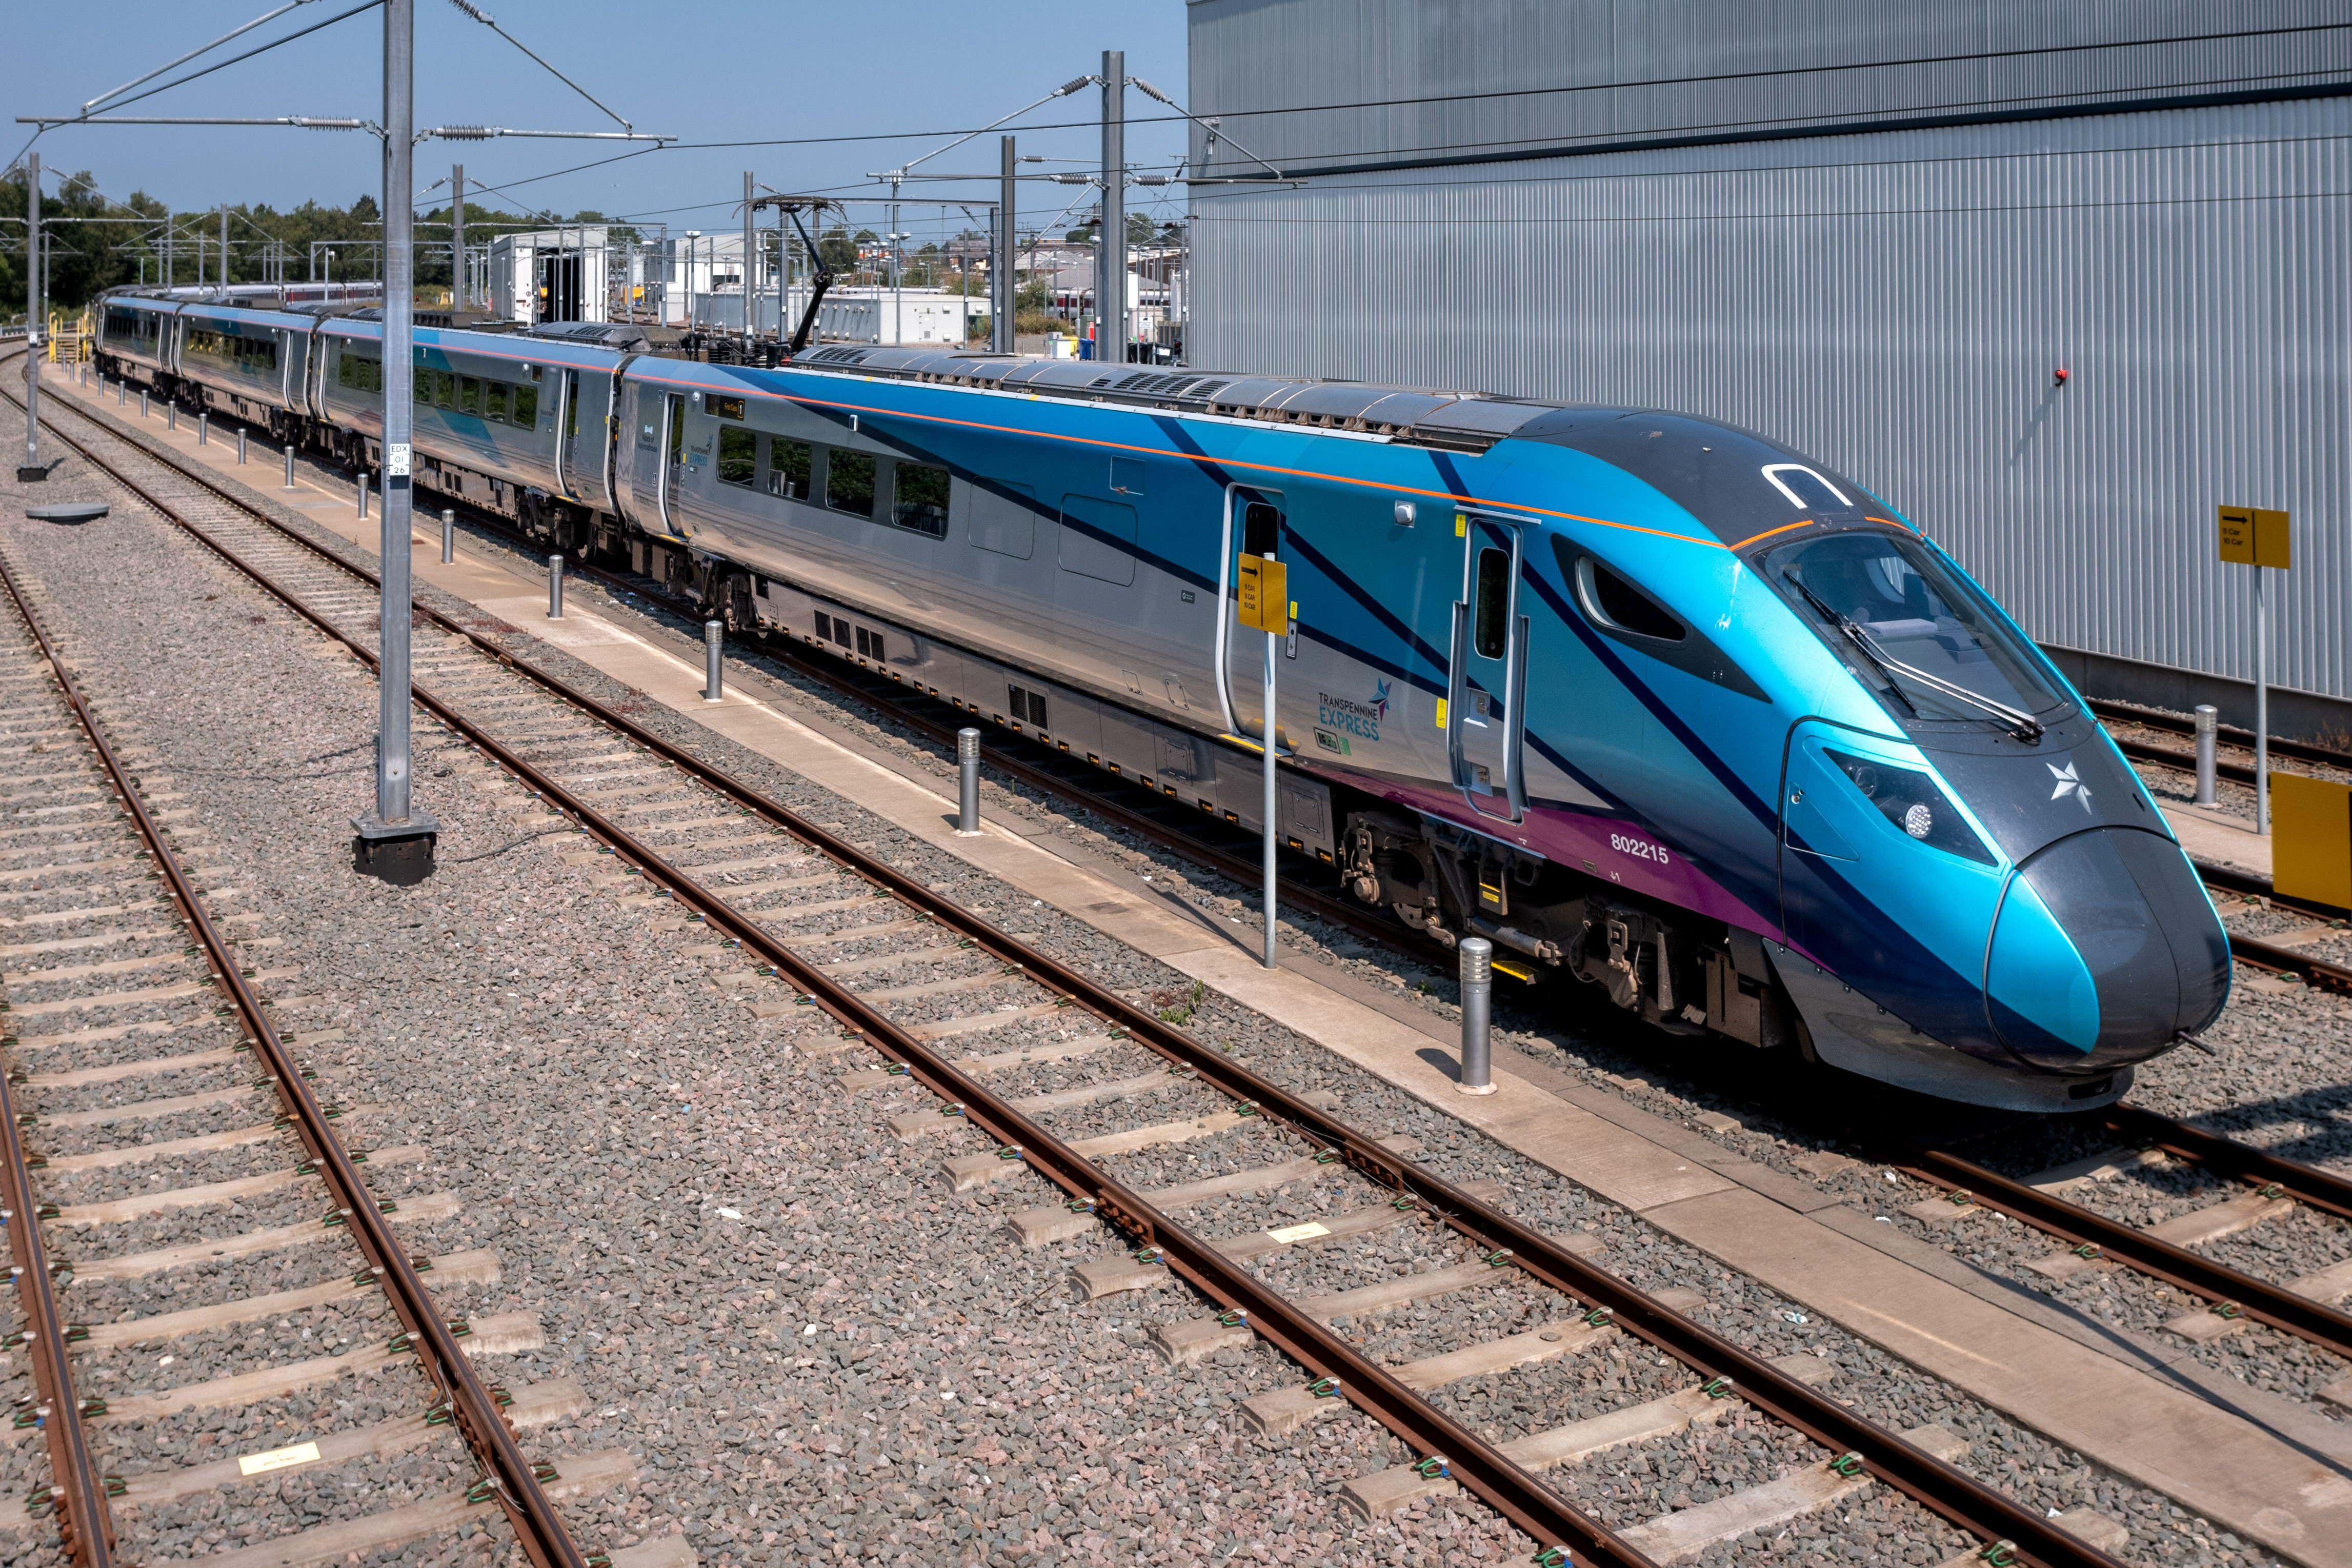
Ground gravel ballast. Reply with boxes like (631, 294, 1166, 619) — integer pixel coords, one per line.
(0, 384, 2302, 1567)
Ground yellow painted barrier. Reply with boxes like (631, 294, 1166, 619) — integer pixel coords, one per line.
(2271, 771, 2352, 910)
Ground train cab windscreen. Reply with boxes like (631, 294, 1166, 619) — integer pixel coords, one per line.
(1767, 530, 2069, 734)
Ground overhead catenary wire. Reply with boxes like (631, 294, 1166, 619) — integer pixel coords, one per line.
(442, 0, 634, 133)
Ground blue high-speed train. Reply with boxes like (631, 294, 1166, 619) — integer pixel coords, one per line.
(96, 290, 2229, 1111)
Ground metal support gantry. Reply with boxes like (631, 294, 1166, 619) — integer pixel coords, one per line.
(350, 0, 439, 882)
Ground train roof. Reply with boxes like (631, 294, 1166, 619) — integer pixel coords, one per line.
(783, 344, 1563, 453)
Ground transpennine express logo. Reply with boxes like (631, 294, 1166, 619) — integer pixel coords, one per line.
(1318, 682, 1389, 743)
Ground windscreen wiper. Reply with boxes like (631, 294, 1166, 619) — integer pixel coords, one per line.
(1782, 574, 1917, 719)
(1785, 574, 2044, 743)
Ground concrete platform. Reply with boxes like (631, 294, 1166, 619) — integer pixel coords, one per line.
(42, 363, 2352, 1568)
(2162, 798, 2273, 879)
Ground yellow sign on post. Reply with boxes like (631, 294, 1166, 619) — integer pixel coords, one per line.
(1236, 554, 1291, 635)
(2271, 772, 2352, 910)
(2218, 506, 2291, 568)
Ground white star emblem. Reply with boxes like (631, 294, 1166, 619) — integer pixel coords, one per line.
(2047, 760, 2094, 814)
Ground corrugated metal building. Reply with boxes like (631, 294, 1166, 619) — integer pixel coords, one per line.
(1185, 1, 2352, 736)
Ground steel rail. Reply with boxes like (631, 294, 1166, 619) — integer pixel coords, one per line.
(539, 538, 1421, 954)
(1900, 1148, 2352, 1357)
(0, 404, 588, 1568)
(2088, 696, 2352, 774)
(0, 591, 117, 1568)
(5, 362, 2132, 1568)
(2100, 1106, 2352, 1224)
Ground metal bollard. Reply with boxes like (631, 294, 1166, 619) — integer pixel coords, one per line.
(956, 728, 982, 835)
(1456, 937, 1496, 1095)
(702, 619, 725, 702)
(548, 553, 565, 619)
(356, 471, 369, 518)
(237, 427, 247, 464)
(117, 379, 125, 407)
(440, 506, 455, 564)
(2194, 705, 2220, 807)
(139, 389, 149, 419)
(197, 412, 209, 445)
(282, 443, 297, 489)
(167, 402, 177, 431)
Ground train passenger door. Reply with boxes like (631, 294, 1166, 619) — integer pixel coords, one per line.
(661, 392, 687, 533)
(553, 368, 581, 499)
(1215, 487, 1285, 743)
(304, 326, 329, 417)
(1449, 513, 1528, 821)
(630, 389, 686, 538)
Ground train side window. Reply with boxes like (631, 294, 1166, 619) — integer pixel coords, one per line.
(414, 370, 432, 406)
(1242, 498, 1282, 558)
(484, 381, 510, 423)
(1473, 547, 1511, 659)
(766, 437, 812, 500)
(1574, 555, 1684, 642)
(892, 463, 950, 538)
(336, 354, 354, 390)
(512, 383, 538, 426)
(717, 426, 756, 488)
(827, 450, 877, 517)
(457, 377, 481, 415)
(435, 371, 456, 409)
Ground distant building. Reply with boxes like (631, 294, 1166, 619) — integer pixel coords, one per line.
(488, 225, 613, 325)
(1185, 1, 2352, 732)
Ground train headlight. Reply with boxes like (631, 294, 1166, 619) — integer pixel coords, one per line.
(1826, 750, 1994, 865)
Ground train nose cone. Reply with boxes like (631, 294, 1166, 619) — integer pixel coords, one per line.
(1983, 827, 2230, 1071)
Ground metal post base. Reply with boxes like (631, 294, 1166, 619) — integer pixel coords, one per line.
(351, 809, 443, 886)
(14, 465, 51, 484)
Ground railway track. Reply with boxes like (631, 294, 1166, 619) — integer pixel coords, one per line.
(7, 355, 2137, 1567)
(0, 534, 607, 1567)
(2088, 697, 2352, 791)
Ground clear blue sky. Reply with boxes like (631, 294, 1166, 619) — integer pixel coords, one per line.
(5, 2, 1191, 244)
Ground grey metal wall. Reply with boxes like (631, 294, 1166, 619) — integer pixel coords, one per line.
(1185, 0, 2352, 177)
(1185, 93, 2352, 711)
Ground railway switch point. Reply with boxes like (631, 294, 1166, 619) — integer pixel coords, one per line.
(956, 728, 982, 835)
(1458, 937, 1496, 1094)
(702, 619, 725, 702)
